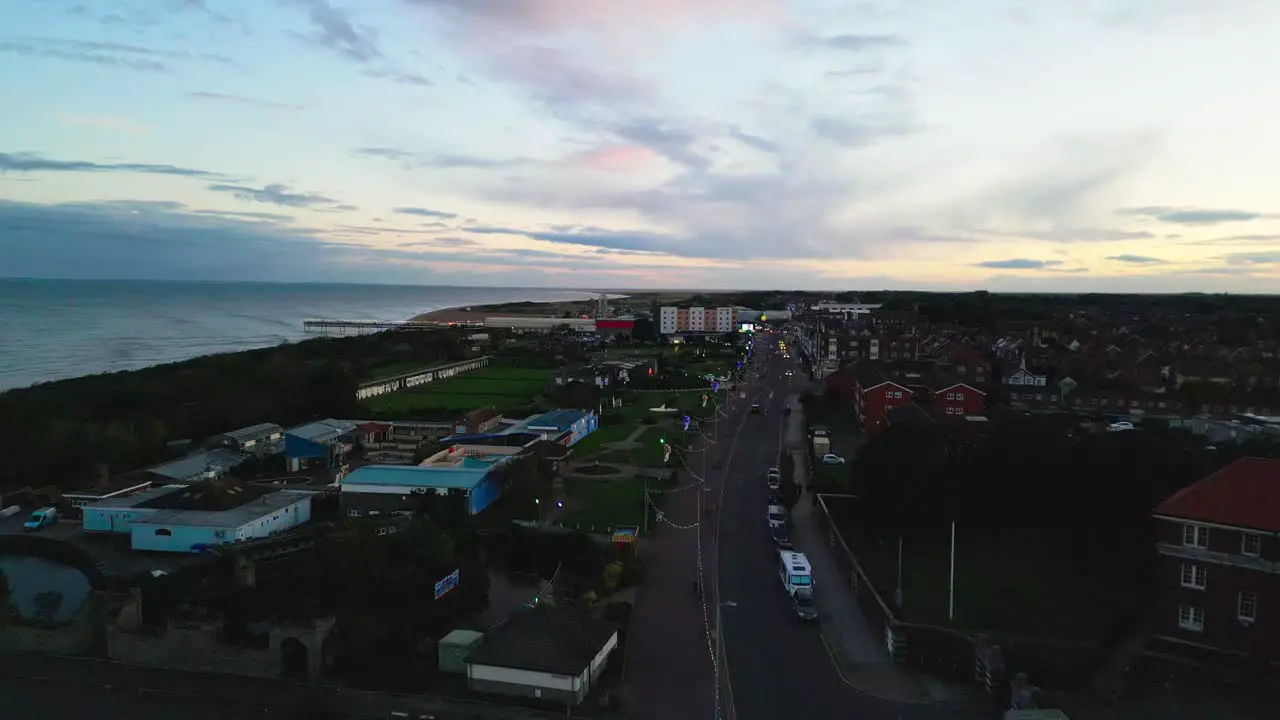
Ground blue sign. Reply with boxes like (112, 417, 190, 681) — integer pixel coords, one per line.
(713, 381, 720, 391)
(434, 568, 460, 599)
(683, 415, 691, 431)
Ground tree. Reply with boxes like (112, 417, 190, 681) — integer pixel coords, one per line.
(632, 316, 657, 342)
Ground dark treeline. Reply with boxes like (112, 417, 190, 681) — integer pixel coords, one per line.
(0, 330, 470, 491)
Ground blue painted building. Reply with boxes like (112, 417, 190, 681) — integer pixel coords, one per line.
(498, 409, 599, 447)
(340, 446, 520, 517)
(284, 419, 358, 473)
(81, 479, 314, 553)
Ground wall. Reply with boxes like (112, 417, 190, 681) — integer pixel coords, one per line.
(469, 473, 501, 515)
(130, 523, 220, 553)
(235, 496, 311, 540)
(82, 506, 156, 534)
(467, 663, 582, 705)
(284, 435, 328, 461)
(108, 616, 334, 681)
(0, 593, 102, 656)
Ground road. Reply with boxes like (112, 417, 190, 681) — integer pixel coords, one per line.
(717, 336, 993, 720)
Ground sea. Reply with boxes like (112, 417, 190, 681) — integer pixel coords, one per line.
(0, 279, 605, 392)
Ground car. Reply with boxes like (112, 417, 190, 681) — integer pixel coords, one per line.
(821, 453, 845, 465)
(771, 523, 793, 550)
(1107, 421, 1135, 432)
(750, 404, 762, 414)
(766, 504, 787, 530)
(792, 586, 819, 621)
(23, 506, 58, 531)
(766, 468, 781, 489)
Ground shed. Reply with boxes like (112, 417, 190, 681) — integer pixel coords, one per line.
(438, 629, 485, 674)
(464, 604, 618, 706)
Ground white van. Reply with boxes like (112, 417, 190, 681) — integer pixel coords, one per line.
(766, 504, 787, 530)
(778, 550, 813, 595)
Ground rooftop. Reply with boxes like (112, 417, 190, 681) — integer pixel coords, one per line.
(131, 489, 313, 529)
(521, 409, 589, 431)
(85, 484, 189, 509)
(135, 477, 272, 512)
(1153, 457, 1280, 533)
(465, 604, 617, 675)
(147, 449, 252, 482)
(341, 464, 493, 490)
(216, 422, 283, 445)
(286, 418, 358, 444)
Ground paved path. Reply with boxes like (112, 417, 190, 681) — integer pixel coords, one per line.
(623, 371, 752, 720)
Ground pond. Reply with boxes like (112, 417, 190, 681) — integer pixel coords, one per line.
(0, 554, 93, 624)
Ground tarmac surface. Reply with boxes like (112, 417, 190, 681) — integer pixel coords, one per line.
(716, 339, 994, 720)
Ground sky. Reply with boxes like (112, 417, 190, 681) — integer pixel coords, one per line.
(1, 0, 1279, 292)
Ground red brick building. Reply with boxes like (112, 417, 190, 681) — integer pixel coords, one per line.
(1152, 457, 1280, 664)
(853, 362, 914, 435)
(930, 382, 986, 419)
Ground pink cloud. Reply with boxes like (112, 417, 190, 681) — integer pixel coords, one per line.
(411, 0, 786, 43)
(568, 144, 656, 172)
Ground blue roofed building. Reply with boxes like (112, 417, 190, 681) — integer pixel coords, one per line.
(499, 409, 598, 447)
(285, 419, 358, 473)
(340, 444, 522, 517)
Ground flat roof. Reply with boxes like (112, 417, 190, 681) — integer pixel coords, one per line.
(286, 418, 358, 444)
(216, 422, 283, 444)
(526, 409, 589, 429)
(148, 449, 251, 482)
(130, 489, 312, 529)
(84, 485, 188, 509)
(341, 464, 493, 490)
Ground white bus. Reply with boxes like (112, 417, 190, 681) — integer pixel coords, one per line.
(778, 551, 813, 595)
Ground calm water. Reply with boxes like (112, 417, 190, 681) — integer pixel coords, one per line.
(0, 279, 601, 391)
(0, 554, 92, 623)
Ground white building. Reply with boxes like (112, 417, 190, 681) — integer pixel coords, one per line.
(464, 605, 619, 706)
(811, 301, 882, 316)
(658, 306, 735, 335)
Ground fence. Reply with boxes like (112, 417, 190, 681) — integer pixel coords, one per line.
(815, 495, 1006, 698)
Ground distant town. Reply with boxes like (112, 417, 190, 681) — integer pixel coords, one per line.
(2, 290, 1278, 720)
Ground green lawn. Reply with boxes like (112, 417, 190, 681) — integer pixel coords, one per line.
(855, 528, 1109, 638)
(569, 425, 635, 458)
(560, 476, 648, 534)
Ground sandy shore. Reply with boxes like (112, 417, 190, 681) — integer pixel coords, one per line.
(410, 307, 495, 323)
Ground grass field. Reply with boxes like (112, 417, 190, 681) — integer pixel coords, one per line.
(561, 476, 648, 533)
(569, 425, 634, 457)
(853, 525, 1109, 638)
(364, 367, 552, 413)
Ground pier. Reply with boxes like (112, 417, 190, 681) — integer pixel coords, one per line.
(302, 318, 484, 334)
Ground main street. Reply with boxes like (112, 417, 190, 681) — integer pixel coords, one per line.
(716, 336, 992, 720)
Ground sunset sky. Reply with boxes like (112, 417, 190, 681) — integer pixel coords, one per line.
(2, 0, 1278, 291)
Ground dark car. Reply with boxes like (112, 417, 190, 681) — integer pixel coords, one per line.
(792, 587, 818, 621)
(771, 523, 793, 550)
(750, 404, 762, 414)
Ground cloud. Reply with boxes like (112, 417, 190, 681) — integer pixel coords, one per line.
(0, 35, 232, 71)
(1106, 254, 1166, 264)
(566, 144, 656, 172)
(283, 0, 380, 61)
(980, 228, 1156, 243)
(1218, 252, 1280, 266)
(0, 151, 222, 178)
(351, 147, 535, 170)
(1188, 234, 1280, 245)
(393, 207, 457, 220)
(206, 182, 355, 211)
(188, 92, 302, 110)
(464, 224, 683, 254)
(795, 32, 904, 52)
(810, 115, 915, 147)
(973, 258, 1064, 270)
(1117, 206, 1269, 225)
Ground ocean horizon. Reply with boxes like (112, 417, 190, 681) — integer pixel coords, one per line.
(0, 278, 606, 392)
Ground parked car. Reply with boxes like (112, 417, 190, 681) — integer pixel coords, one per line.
(766, 504, 787, 530)
(821, 453, 846, 465)
(766, 468, 781, 490)
(750, 404, 762, 414)
(792, 586, 819, 621)
(23, 506, 58, 531)
(771, 523, 793, 550)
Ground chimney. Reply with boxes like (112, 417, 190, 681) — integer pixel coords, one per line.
(95, 463, 110, 489)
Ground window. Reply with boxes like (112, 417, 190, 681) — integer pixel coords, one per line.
(1180, 563, 1206, 590)
(946, 407, 955, 415)
(1178, 604, 1204, 632)
(1242, 533, 1261, 557)
(1239, 592, 1258, 622)
(154, 528, 172, 537)
(946, 392, 955, 400)
(956, 392, 965, 401)
(1183, 524, 1209, 548)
